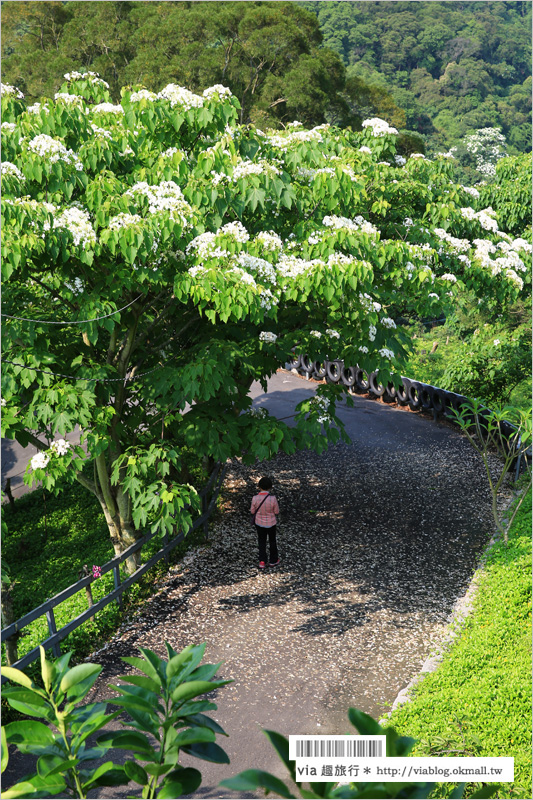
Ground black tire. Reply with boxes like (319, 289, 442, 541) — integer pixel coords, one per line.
(396, 378, 410, 404)
(300, 353, 314, 375)
(341, 366, 357, 388)
(314, 360, 327, 379)
(419, 385, 433, 410)
(326, 359, 343, 383)
(431, 389, 446, 414)
(369, 371, 386, 396)
(288, 353, 302, 370)
(408, 383, 421, 410)
(355, 367, 370, 391)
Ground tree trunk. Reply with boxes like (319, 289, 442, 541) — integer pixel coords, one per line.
(1, 585, 19, 665)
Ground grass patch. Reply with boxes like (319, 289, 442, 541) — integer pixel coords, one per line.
(1, 476, 212, 672)
(386, 487, 532, 799)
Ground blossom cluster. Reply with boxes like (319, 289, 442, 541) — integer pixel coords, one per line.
(65, 71, 110, 88)
(45, 206, 97, 247)
(1, 162, 25, 181)
(362, 117, 398, 136)
(28, 134, 83, 171)
(259, 331, 277, 343)
(92, 103, 124, 114)
(124, 181, 193, 225)
(109, 212, 143, 230)
(322, 215, 378, 236)
(1, 83, 24, 99)
(460, 206, 499, 233)
(54, 93, 85, 106)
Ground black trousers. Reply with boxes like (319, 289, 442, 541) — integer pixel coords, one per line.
(256, 524, 278, 563)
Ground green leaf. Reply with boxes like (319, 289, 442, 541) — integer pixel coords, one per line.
(83, 763, 129, 789)
(220, 769, 293, 798)
(98, 730, 157, 758)
(2, 689, 52, 719)
(348, 707, 383, 737)
(1, 727, 8, 773)
(1, 668, 34, 689)
(174, 726, 215, 748)
(160, 767, 202, 796)
(263, 730, 296, 781)
(181, 741, 229, 764)
(171, 679, 227, 706)
(121, 655, 162, 686)
(5, 721, 56, 754)
(124, 760, 149, 786)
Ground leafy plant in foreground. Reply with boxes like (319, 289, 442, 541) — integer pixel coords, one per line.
(220, 708, 498, 799)
(1, 642, 230, 798)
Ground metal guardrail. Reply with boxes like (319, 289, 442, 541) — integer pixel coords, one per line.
(1, 462, 227, 673)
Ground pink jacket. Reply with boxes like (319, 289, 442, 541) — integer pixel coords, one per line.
(251, 492, 279, 528)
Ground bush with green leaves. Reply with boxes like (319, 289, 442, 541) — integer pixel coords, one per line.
(1, 642, 230, 799)
(441, 329, 531, 407)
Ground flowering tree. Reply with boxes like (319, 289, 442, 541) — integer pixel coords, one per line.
(1, 76, 531, 568)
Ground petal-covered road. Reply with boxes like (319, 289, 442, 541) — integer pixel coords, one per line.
(3, 371, 504, 799)
(81, 371, 502, 798)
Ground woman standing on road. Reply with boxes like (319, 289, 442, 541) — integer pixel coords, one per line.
(250, 477, 280, 570)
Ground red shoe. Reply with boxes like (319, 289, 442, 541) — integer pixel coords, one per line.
(259, 561, 266, 569)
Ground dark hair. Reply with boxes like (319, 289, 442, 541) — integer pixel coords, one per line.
(258, 476, 272, 490)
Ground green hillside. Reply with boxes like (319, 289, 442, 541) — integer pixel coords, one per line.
(301, 0, 532, 155)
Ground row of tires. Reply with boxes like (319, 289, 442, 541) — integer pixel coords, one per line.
(287, 354, 516, 439)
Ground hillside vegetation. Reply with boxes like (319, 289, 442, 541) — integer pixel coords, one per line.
(301, 1, 532, 156)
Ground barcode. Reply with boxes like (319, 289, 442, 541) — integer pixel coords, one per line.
(294, 738, 383, 758)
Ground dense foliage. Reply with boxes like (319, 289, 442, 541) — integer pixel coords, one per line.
(1, 1, 352, 129)
(302, 0, 532, 156)
(1, 74, 531, 566)
(387, 491, 532, 799)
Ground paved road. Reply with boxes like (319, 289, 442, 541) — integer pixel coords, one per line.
(2, 371, 499, 798)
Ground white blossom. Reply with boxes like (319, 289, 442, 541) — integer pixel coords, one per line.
(326, 329, 340, 339)
(461, 185, 480, 199)
(203, 84, 232, 99)
(259, 331, 277, 343)
(358, 346, 369, 354)
(1, 122, 16, 132)
(441, 273, 457, 283)
(379, 348, 394, 360)
(358, 146, 372, 154)
(368, 325, 377, 342)
(50, 438, 71, 456)
(124, 181, 193, 225)
(310, 330, 322, 338)
(157, 84, 204, 109)
(92, 102, 124, 114)
(129, 89, 158, 102)
(1, 162, 25, 181)
(109, 212, 143, 230)
(46, 206, 96, 247)
(493, 339, 501, 346)
(394, 155, 406, 166)
(219, 221, 249, 242)
(28, 134, 84, 171)
(362, 118, 398, 136)
(31, 452, 50, 470)
(54, 93, 85, 107)
(1, 83, 24, 99)
(410, 153, 426, 159)
(380, 317, 396, 329)
(254, 231, 283, 252)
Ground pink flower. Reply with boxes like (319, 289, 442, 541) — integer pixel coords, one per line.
(92, 565, 102, 579)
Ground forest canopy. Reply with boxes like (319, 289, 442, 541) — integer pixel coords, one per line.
(301, 0, 532, 155)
